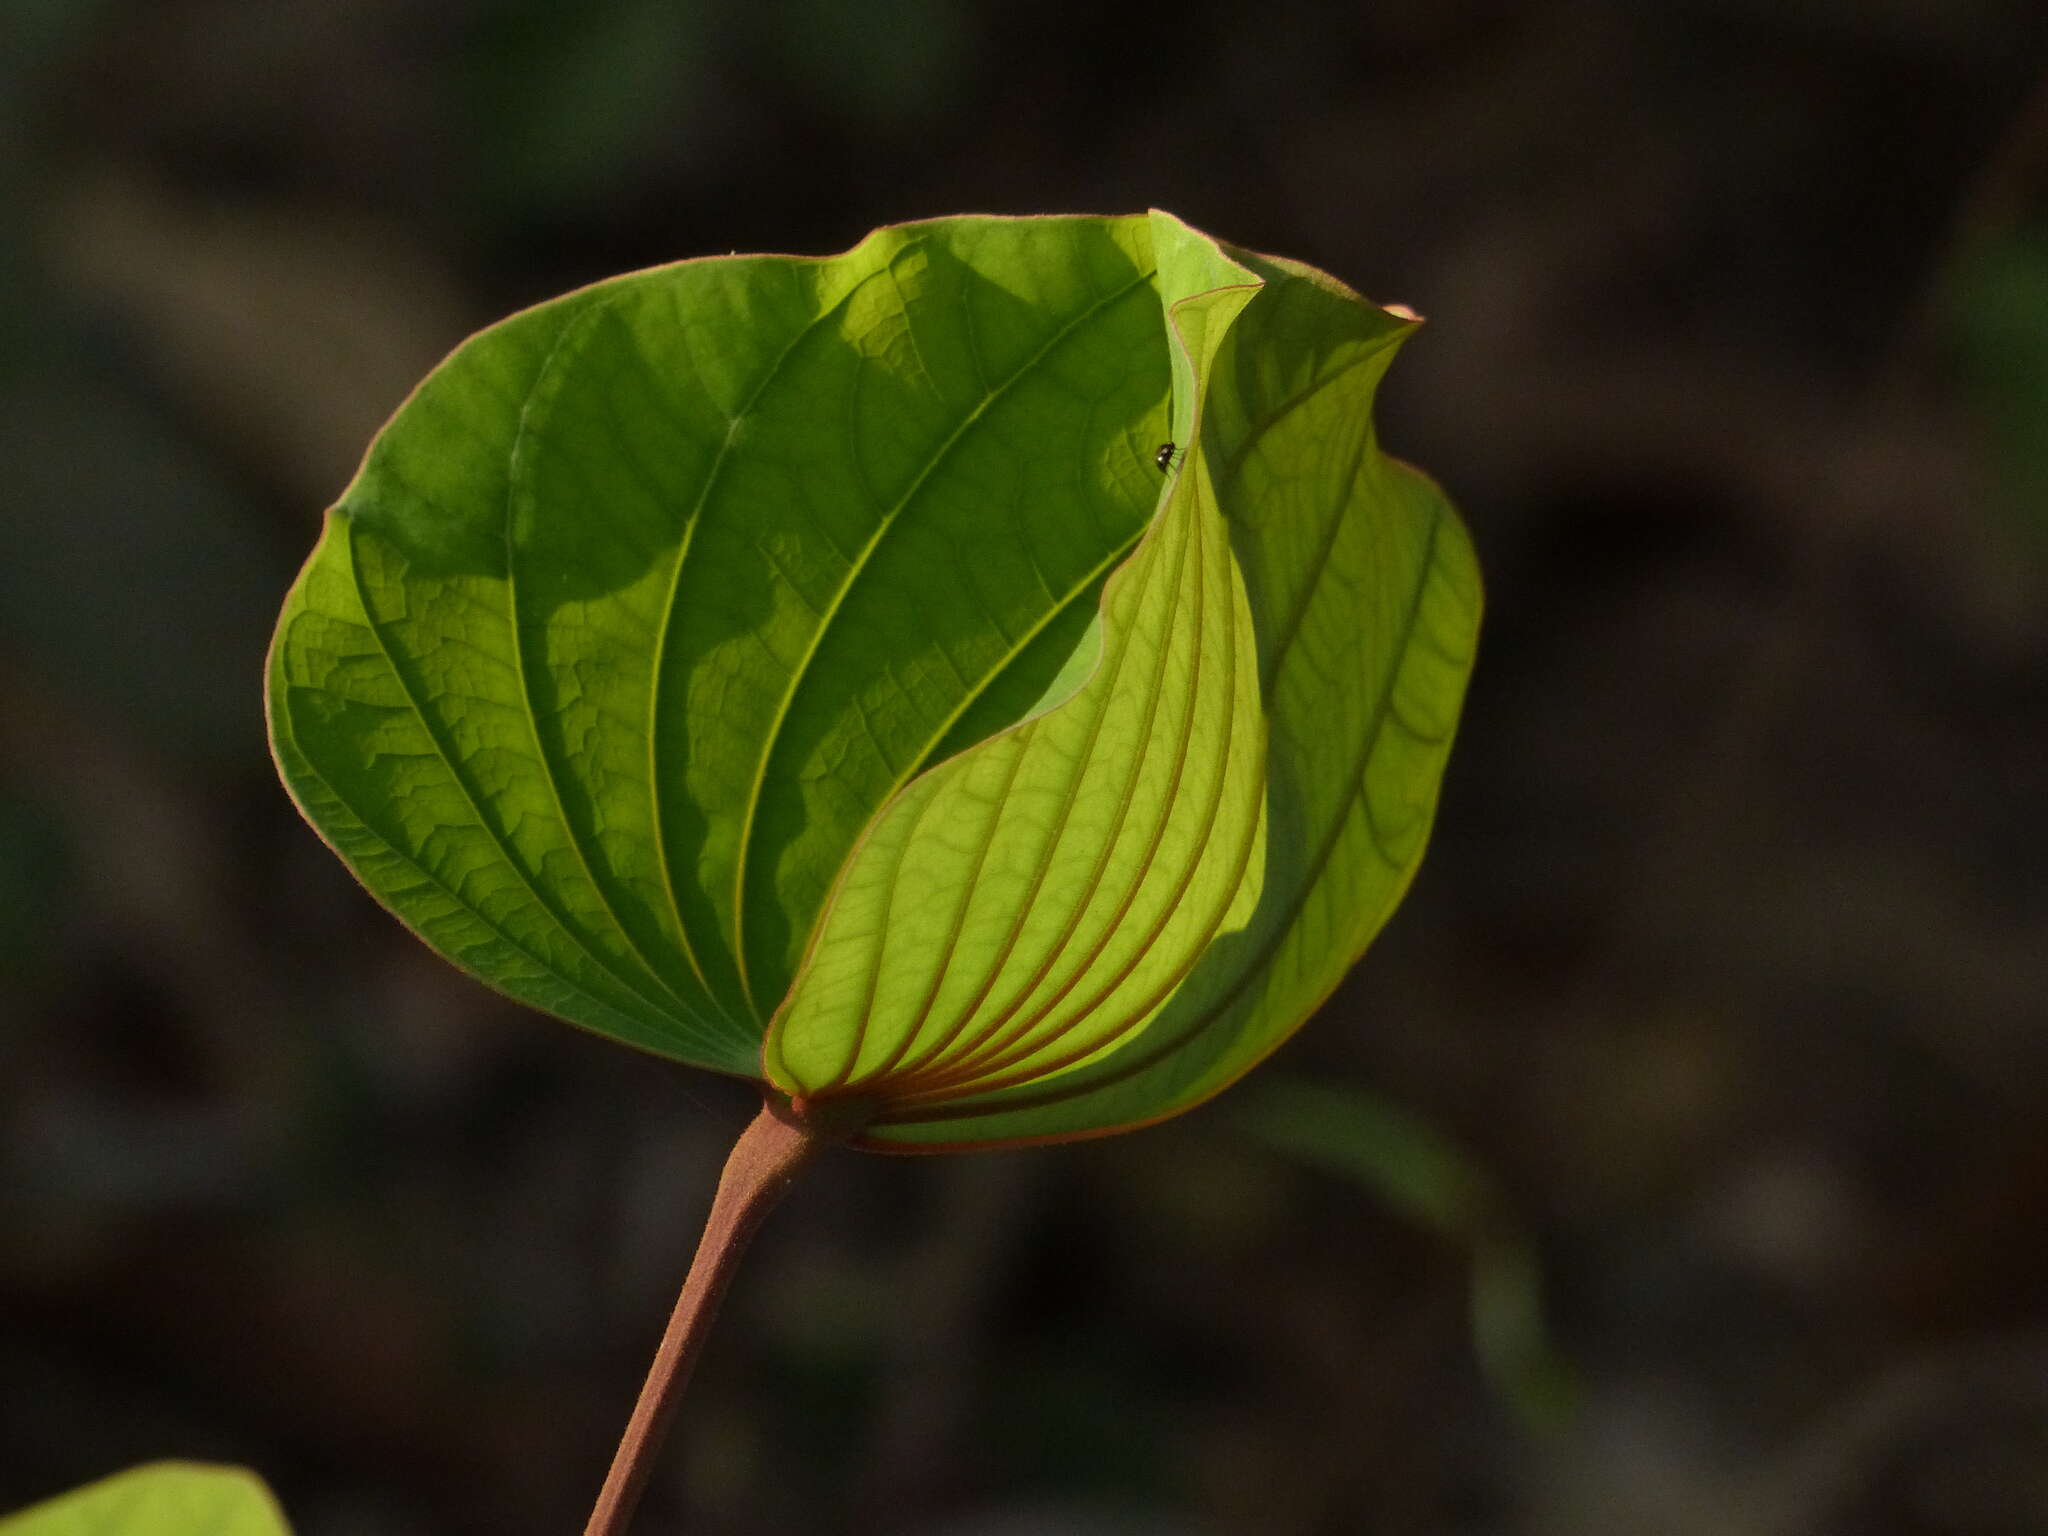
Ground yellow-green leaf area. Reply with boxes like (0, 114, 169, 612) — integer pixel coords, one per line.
(1, 1464, 292, 1536)
(765, 217, 1271, 1110)
(827, 235, 1483, 1148)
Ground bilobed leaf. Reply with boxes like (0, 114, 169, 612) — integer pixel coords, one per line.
(268, 211, 1480, 1147)
(0, 1463, 292, 1536)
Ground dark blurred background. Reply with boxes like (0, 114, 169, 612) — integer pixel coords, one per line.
(4, 2, 2047, 1532)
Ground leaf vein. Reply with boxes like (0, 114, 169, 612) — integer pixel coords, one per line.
(503, 301, 706, 1022)
(646, 275, 865, 1025)
(896, 470, 1207, 1089)
(728, 266, 1158, 1013)
(878, 498, 1448, 1126)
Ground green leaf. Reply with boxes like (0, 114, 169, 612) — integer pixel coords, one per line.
(270, 214, 1172, 1077)
(821, 234, 1482, 1147)
(268, 211, 1480, 1145)
(0, 1464, 292, 1536)
(763, 219, 1267, 1118)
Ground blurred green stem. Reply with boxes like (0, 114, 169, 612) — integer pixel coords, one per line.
(583, 1098, 825, 1536)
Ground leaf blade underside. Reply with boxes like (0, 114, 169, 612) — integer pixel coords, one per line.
(268, 211, 1480, 1145)
(763, 216, 1270, 1113)
(269, 215, 1176, 1077)
(838, 236, 1483, 1148)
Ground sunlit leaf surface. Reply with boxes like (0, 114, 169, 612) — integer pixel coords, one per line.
(269, 211, 1480, 1147)
(0, 1464, 291, 1536)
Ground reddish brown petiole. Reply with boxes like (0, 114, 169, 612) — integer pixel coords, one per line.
(581, 1097, 828, 1536)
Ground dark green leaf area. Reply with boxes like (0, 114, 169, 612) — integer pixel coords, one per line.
(270, 217, 1173, 1076)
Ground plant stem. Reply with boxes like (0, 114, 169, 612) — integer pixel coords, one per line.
(582, 1097, 825, 1536)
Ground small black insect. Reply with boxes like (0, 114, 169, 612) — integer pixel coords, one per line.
(1154, 441, 1177, 472)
